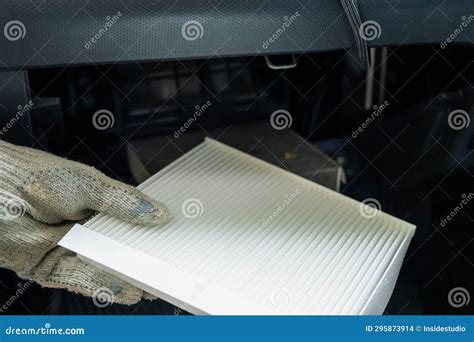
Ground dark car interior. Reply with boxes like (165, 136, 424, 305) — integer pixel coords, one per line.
(0, 0, 472, 315)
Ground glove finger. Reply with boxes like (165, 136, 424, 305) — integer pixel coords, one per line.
(85, 171, 170, 226)
(19, 163, 170, 225)
(0, 217, 71, 278)
(34, 246, 144, 306)
(19, 168, 97, 224)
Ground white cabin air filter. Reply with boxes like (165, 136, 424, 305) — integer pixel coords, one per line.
(60, 138, 416, 315)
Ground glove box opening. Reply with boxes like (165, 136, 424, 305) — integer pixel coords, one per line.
(0, 45, 472, 315)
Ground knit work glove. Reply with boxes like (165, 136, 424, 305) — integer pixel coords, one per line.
(0, 140, 170, 305)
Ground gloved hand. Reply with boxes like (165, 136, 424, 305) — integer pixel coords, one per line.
(0, 140, 169, 305)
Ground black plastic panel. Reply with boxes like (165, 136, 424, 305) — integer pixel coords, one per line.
(0, 0, 472, 70)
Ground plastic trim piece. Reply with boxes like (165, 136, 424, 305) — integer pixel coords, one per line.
(1, 0, 472, 70)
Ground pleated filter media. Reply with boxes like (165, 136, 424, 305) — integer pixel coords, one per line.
(60, 138, 416, 315)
